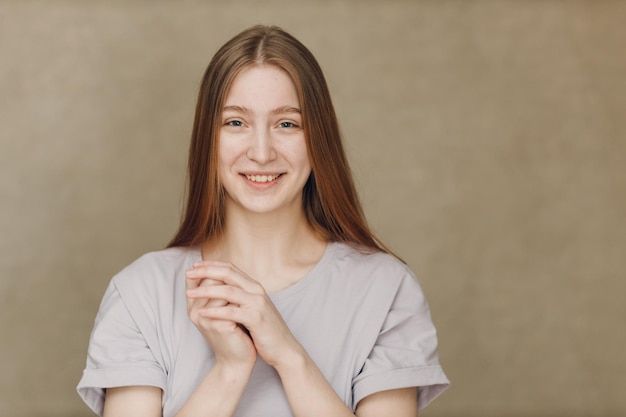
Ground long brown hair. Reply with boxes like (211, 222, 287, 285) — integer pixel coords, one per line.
(168, 25, 392, 255)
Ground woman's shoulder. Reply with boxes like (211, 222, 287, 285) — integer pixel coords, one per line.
(319, 242, 427, 315)
(111, 246, 201, 290)
(331, 242, 412, 273)
(327, 242, 417, 287)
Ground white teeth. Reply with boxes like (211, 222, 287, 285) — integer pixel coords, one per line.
(246, 174, 280, 183)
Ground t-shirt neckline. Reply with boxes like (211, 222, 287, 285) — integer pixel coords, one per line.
(189, 241, 338, 302)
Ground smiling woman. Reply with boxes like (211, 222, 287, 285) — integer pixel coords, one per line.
(218, 65, 311, 218)
(76, 25, 449, 417)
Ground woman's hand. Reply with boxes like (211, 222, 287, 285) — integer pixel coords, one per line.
(185, 268, 257, 369)
(186, 261, 303, 369)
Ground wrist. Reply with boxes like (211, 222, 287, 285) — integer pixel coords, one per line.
(272, 344, 309, 378)
(175, 358, 254, 417)
(213, 359, 255, 382)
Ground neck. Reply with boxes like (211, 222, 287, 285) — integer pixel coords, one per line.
(202, 203, 326, 292)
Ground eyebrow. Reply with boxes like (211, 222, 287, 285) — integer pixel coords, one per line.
(222, 105, 301, 115)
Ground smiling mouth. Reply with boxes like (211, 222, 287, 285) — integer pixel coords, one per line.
(244, 173, 283, 183)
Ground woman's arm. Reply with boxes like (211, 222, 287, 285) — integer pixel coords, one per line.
(174, 361, 254, 417)
(101, 360, 254, 417)
(103, 386, 162, 417)
(101, 366, 418, 417)
(188, 262, 420, 417)
(356, 387, 418, 417)
(275, 344, 418, 417)
(95, 270, 257, 417)
(173, 271, 257, 417)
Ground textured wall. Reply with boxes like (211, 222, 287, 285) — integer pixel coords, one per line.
(1, 1, 624, 416)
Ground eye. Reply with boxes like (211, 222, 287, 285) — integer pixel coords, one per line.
(226, 120, 244, 127)
(279, 121, 297, 128)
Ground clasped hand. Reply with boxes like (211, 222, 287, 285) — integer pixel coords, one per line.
(185, 261, 298, 370)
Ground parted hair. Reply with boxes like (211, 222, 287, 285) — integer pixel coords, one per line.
(168, 25, 390, 255)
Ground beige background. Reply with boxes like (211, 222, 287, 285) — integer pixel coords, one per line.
(1, 1, 625, 416)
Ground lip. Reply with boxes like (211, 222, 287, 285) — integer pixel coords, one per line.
(241, 171, 284, 176)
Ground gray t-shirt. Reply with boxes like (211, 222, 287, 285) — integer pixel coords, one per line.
(77, 242, 449, 416)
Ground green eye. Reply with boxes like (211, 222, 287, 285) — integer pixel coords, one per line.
(280, 121, 296, 128)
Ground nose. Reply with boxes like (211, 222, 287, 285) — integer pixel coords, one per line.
(246, 127, 277, 164)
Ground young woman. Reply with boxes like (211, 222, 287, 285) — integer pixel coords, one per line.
(77, 25, 449, 417)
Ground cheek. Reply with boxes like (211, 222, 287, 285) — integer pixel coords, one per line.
(302, 151, 313, 175)
(292, 140, 311, 168)
(285, 149, 311, 173)
(218, 145, 242, 169)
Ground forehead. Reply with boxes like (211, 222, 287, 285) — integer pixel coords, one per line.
(224, 65, 300, 110)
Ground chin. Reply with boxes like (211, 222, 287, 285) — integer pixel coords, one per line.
(231, 198, 302, 217)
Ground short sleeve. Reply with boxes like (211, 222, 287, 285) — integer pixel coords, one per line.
(76, 279, 166, 416)
(352, 272, 450, 411)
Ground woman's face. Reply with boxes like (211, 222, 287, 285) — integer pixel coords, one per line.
(218, 64, 311, 217)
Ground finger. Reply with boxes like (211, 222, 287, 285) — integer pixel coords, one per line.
(198, 278, 223, 288)
(187, 263, 249, 281)
(189, 295, 227, 309)
(185, 267, 204, 290)
(185, 268, 221, 290)
(192, 260, 238, 268)
(186, 292, 213, 311)
(186, 263, 264, 294)
(186, 277, 224, 312)
(187, 284, 252, 307)
(198, 305, 250, 329)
